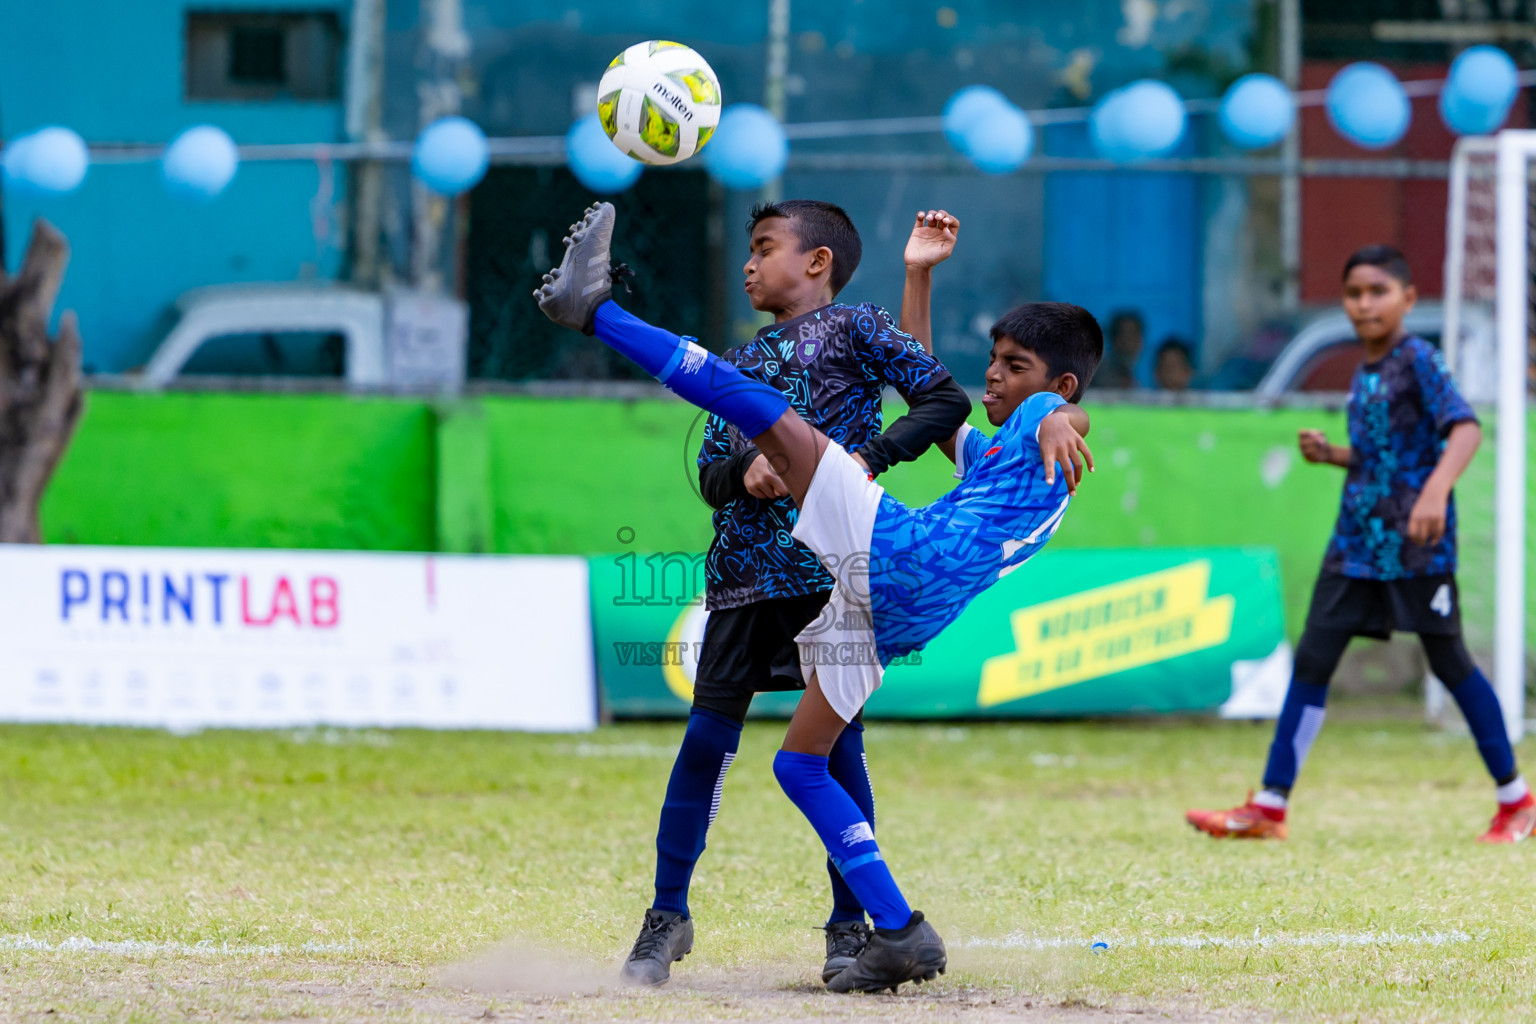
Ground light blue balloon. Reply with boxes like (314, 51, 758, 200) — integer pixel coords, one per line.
(163, 125, 240, 201)
(3, 127, 89, 195)
(703, 104, 789, 191)
(566, 114, 642, 194)
(1440, 84, 1510, 136)
(1449, 45, 1518, 108)
(943, 85, 1012, 154)
(1090, 88, 1136, 162)
(961, 104, 1032, 174)
(412, 116, 490, 196)
(1219, 73, 1294, 149)
(1092, 80, 1186, 161)
(1326, 62, 1410, 150)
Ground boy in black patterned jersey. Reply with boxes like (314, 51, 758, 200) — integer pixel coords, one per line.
(620, 204, 970, 987)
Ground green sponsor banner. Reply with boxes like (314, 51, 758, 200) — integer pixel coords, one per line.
(590, 547, 1285, 719)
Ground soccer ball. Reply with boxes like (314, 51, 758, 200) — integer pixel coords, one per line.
(597, 40, 722, 166)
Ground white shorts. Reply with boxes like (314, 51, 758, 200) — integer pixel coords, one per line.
(789, 442, 887, 723)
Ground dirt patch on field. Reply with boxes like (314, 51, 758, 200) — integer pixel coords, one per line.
(439, 941, 1271, 1024)
(0, 951, 1272, 1024)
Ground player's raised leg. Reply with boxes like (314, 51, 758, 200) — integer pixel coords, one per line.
(534, 202, 829, 506)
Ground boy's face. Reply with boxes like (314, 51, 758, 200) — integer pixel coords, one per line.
(1342, 264, 1416, 347)
(982, 335, 1076, 426)
(743, 216, 831, 314)
(1155, 348, 1193, 390)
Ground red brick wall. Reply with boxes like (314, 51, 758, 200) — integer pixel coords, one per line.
(1300, 59, 1455, 301)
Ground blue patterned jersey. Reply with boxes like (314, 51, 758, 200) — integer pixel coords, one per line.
(699, 303, 952, 610)
(868, 392, 1074, 662)
(1323, 336, 1477, 580)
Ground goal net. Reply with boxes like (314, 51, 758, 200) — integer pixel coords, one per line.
(1435, 132, 1533, 742)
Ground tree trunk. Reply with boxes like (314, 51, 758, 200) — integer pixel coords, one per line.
(0, 219, 83, 543)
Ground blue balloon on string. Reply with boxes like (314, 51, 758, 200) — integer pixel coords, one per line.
(943, 85, 1012, 154)
(1326, 63, 1410, 149)
(566, 113, 643, 194)
(1441, 86, 1511, 136)
(163, 125, 240, 201)
(1092, 80, 1186, 162)
(961, 103, 1033, 174)
(1440, 46, 1519, 135)
(1219, 74, 1295, 149)
(1090, 88, 1136, 162)
(2, 127, 90, 195)
(703, 104, 789, 191)
(1449, 45, 1519, 108)
(412, 116, 490, 196)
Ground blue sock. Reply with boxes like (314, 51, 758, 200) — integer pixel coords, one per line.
(772, 749, 911, 931)
(653, 708, 743, 917)
(592, 301, 789, 438)
(1448, 668, 1518, 784)
(1261, 678, 1330, 793)
(824, 721, 873, 925)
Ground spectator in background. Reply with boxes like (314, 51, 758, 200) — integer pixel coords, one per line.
(1154, 338, 1196, 391)
(1095, 310, 1144, 388)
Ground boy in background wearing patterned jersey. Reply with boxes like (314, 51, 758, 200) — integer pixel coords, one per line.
(623, 202, 972, 987)
(534, 201, 1100, 991)
(1186, 244, 1535, 843)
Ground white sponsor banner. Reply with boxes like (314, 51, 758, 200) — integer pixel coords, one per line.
(0, 546, 595, 731)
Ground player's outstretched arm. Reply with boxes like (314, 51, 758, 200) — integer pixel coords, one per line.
(1407, 419, 1481, 546)
(900, 210, 959, 354)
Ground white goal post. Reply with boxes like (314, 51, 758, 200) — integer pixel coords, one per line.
(1439, 130, 1531, 743)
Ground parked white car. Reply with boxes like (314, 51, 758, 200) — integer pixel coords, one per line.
(138, 283, 468, 393)
(1254, 300, 1495, 403)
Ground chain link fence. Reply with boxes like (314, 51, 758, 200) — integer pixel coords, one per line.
(465, 165, 724, 381)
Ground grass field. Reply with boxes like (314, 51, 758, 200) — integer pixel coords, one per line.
(1, 710, 1533, 1023)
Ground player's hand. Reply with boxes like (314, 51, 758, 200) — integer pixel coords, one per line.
(744, 453, 789, 499)
(1038, 411, 1095, 495)
(1407, 484, 1449, 546)
(849, 451, 872, 477)
(904, 210, 960, 270)
(1298, 429, 1332, 464)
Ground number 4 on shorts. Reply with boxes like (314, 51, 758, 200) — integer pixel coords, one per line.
(1431, 583, 1454, 617)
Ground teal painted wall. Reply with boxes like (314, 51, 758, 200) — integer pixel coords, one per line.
(1, 0, 348, 372)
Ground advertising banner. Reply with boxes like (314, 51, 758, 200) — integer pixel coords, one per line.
(0, 546, 595, 731)
(591, 548, 1285, 719)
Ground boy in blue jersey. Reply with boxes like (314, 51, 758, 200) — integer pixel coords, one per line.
(627, 202, 972, 988)
(535, 202, 1100, 992)
(1187, 244, 1534, 843)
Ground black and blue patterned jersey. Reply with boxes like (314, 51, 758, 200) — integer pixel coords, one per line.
(699, 302, 952, 610)
(1323, 336, 1478, 580)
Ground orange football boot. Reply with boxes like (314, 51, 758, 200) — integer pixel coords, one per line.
(1477, 792, 1536, 844)
(1185, 791, 1289, 839)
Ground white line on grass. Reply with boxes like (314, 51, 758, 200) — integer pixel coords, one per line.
(967, 930, 1473, 951)
(0, 934, 357, 957)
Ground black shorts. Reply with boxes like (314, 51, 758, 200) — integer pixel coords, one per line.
(693, 591, 831, 702)
(1305, 570, 1461, 638)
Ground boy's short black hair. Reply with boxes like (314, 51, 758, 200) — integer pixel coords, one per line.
(1108, 309, 1144, 337)
(747, 199, 863, 296)
(1342, 244, 1413, 286)
(990, 302, 1104, 403)
(1156, 337, 1193, 363)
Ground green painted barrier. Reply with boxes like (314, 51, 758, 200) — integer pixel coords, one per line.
(43, 392, 436, 552)
(589, 547, 1285, 719)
